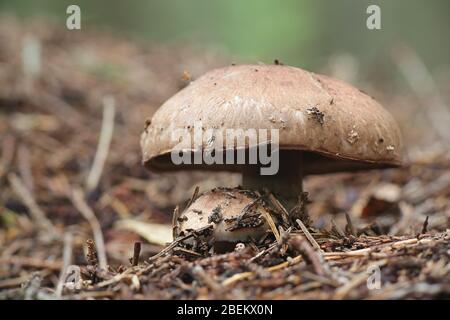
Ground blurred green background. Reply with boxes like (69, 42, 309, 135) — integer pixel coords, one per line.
(1, 0, 449, 72)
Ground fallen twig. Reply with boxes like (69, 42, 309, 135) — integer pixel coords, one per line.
(296, 219, 322, 252)
(148, 225, 213, 262)
(420, 216, 429, 235)
(132, 242, 141, 266)
(264, 190, 290, 225)
(86, 95, 116, 193)
(289, 235, 328, 278)
(8, 173, 56, 235)
(55, 232, 74, 297)
(185, 186, 200, 209)
(345, 213, 356, 236)
(71, 188, 108, 269)
(260, 208, 281, 244)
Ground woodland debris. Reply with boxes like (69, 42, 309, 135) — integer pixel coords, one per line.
(0, 18, 448, 301)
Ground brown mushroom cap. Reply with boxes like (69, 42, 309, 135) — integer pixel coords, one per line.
(177, 188, 269, 247)
(141, 64, 403, 175)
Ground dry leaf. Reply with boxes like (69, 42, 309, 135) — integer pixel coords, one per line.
(115, 219, 172, 246)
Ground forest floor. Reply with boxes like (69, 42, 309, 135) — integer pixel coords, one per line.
(0, 17, 449, 300)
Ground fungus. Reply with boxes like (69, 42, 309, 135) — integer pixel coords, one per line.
(141, 64, 403, 247)
(176, 188, 270, 252)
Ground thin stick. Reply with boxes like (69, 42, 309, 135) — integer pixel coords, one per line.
(249, 242, 278, 262)
(290, 235, 328, 277)
(420, 216, 429, 235)
(96, 269, 134, 288)
(265, 190, 290, 225)
(296, 219, 322, 252)
(260, 209, 281, 244)
(322, 237, 433, 259)
(345, 213, 356, 236)
(86, 96, 115, 192)
(172, 205, 180, 239)
(148, 226, 212, 262)
(132, 242, 141, 266)
(71, 188, 107, 269)
(8, 173, 56, 235)
(267, 256, 302, 272)
(55, 232, 73, 297)
(172, 247, 203, 258)
(185, 186, 199, 209)
(222, 272, 253, 286)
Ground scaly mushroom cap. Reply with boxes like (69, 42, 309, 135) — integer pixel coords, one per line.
(141, 64, 403, 174)
(177, 188, 270, 247)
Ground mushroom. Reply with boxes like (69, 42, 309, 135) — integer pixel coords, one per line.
(141, 64, 403, 245)
(176, 188, 271, 252)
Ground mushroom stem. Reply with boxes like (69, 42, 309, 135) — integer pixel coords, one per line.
(242, 151, 303, 210)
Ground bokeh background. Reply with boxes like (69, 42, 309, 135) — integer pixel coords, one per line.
(1, 0, 449, 70)
(1, 0, 450, 143)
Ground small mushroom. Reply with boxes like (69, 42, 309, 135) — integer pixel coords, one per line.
(141, 64, 403, 244)
(177, 188, 270, 252)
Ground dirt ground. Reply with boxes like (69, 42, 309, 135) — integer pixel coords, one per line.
(0, 17, 449, 300)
